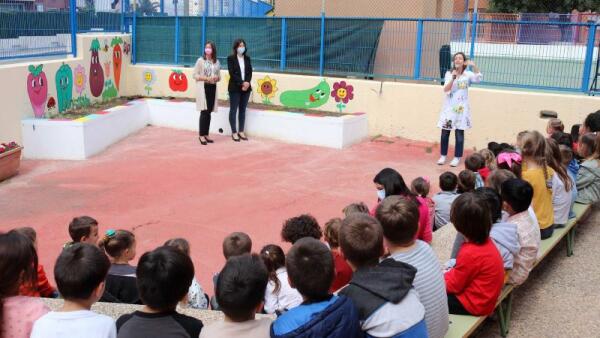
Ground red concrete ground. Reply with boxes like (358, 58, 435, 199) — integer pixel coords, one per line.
(0, 127, 463, 293)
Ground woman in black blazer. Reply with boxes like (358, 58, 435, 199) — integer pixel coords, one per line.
(227, 38, 252, 142)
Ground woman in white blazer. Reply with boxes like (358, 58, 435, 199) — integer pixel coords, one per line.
(193, 41, 221, 145)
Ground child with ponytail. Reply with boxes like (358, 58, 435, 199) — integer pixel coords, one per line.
(98, 229, 140, 304)
(520, 131, 555, 239)
(259, 244, 303, 315)
(576, 133, 600, 204)
(545, 138, 574, 228)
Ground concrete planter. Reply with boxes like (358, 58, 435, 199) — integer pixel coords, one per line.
(0, 146, 23, 182)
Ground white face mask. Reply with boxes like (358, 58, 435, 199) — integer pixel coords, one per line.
(377, 189, 386, 201)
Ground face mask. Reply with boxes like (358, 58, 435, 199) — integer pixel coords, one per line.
(377, 189, 386, 201)
(204, 48, 212, 55)
(237, 47, 245, 55)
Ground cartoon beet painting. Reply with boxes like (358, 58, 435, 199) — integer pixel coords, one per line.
(55, 63, 73, 113)
(27, 64, 48, 118)
(89, 38, 105, 98)
(111, 37, 123, 90)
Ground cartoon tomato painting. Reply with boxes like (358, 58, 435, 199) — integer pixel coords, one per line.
(89, 38, 105, 98)
(111, 37, 123, 90)
(169, 70, 188, 92)
(27, 64, 48, 118)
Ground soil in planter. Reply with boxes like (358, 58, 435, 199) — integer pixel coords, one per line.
(51, 97, 136, 120)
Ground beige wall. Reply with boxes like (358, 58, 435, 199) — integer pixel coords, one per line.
(0, 33, 131, 143)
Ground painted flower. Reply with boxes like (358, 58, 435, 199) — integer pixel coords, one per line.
(257, 75, 278, 104)
(74, 65, 87, 95)
(143, 69, 156, 86)
(453, 105, 464, 114)
(331, 81, 354, 104)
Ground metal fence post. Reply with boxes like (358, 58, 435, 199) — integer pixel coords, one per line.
(174, 15, 180, 64)
(69, 0, 77, 57)
(319, 13, 325, 76)
(280, 17, 287, 71)
(120, 0, 125, 33)
(462, 0, 468, 41)
(469, 11, 478, 60)
(582, 23, 597, 92)
(220, 0, 223, 16)
(160, 0, 164, 15)
(201, 0, 207, 49)
(414, 19, 424, 80)
(132, 13, 137, 64)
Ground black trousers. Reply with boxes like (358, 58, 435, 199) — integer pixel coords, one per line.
(447, 294, 471, 315)
(229, 89, 251, 133)
(199, 83, 217, 137)
(440, 129, 465, 158)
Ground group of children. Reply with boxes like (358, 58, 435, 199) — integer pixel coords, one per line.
(2, 111, 600, 338)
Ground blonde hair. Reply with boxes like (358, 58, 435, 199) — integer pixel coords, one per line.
(521, 131, 550, 183)
(478, 149, 497, 170)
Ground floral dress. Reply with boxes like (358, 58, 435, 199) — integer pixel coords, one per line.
(437, 70, 483, 131)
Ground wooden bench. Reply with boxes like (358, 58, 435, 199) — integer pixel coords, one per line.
(445, 203, 592, 338)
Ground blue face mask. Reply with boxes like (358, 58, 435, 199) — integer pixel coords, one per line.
(237, 47, 245, 55)
(377, 189, 386, 201)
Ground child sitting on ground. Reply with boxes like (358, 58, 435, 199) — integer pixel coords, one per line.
(576, 133, 600, 204)
(546, 118, 564, 138)
(16, 227, 58, 298)
(445, 193, 505, 316)
(0, 230, 49, 338)
(546, 138, 574, 228)
(65, 216, 100, 247)
(432, 172, 459, 231)
(559, 145, 578, 219)
(281, 214, 322, 244)
(117, 246, 203, 337)
(342, 202, 370, 217)
(376, 196, 448, 338)
(501, 179, 540, 286)
(323, 218, 353, 292)
(457, 170, 476, 194)
(211, 232, 253, 310)
(271, 237, 361, 338)
(99, 230, 139, 304)
(411, 176, 435, 229)
(496, 150, 522, 178)
(260, 244, 303, 315)
(164, 238, 209, 309)
(31, 243, 115, 338)
(479, 148, 497, 172)
(465, 153, 486, 188)
(201, 254, 271, 338)
(339, 214, 428, 338)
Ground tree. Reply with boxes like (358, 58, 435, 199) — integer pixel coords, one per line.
(137, 0, 159, 15)
(490, 0, 600, 13)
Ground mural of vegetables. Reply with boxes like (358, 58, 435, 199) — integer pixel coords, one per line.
(46, 97, 56, 116)
(89, 38, 105, 98)
(73, 64, 91, 108)
(104, 61, 112, 79)
(330, 81, 354, 113)
(280, 80, 330, 109)
(55, 63, 73, 113)
(102, 80, 118, 101)
(26, 64, 48, 118)
(168, 69, 188, 92)
(111, 37, 123, 90)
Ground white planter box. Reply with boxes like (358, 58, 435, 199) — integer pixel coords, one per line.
(22, 99, 368, 160)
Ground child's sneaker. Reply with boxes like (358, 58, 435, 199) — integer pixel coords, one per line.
(450, 157, 461, 167)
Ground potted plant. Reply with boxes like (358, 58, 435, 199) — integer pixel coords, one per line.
(0, 142, 23, 182)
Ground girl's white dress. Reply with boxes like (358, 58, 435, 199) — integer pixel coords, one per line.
(263, 267, 303, 314)
(437, 70, 483, 131)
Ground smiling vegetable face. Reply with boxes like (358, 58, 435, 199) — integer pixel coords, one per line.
(55, 63, 73, 113)
(280, 80, 331, 109)
(26, 64, 48, 118)
(168, 70, 188, 92)
(89, 38, 105, 98)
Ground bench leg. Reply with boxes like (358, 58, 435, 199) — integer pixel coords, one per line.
(566, 228, 575, 257)
(496, 293, 513, 337)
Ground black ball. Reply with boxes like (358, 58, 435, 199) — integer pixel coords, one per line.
(218, 128, 223, 134)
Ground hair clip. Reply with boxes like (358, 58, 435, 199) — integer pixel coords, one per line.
(105, 229, 116, 237)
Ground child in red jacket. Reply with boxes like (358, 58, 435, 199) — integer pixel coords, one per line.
(445, 193, 505, 316)
(16, 227, 58, 298)
(323, 218, 353, 292)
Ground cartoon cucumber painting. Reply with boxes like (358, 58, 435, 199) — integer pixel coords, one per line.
(55, 63, 73, 113)
(279, 80, 330, 109)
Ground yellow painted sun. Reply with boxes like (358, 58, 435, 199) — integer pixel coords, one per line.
(257, 75, 278, 99)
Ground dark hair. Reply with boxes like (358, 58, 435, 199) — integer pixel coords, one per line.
(373, 168, 419, 203)
(580, 133, 600, 159)
(546, 138, 573, 192)
(15, 227, 36, 243)
(137, 246, 194, 311)
(550, 131, 573, 150)
(475, 187, 502, 223)
(339, 214, 383, 268)
(99, 229, 135, 259)
(457, 170, 476, 193)
(486, 169, 517, 194)
(465, 153, 485, 172)
(342, 202, 370, 217)
(164, 238, 190, 256)
(69, 216, 98, 242)
(410, 177, 430, 198)
(375, 195, 420, 245)
(232, 38, 247, 56)
(0, 230, 38, 329)
(571, 124, 581, 143)
(259, 245, 285, 294)
(501, 179, 534, 213)
(286, 237, 333, 302)
(451, 193, 491, 244)
(496, 150, 522, 178)
(439, 171, 458, 191)
(217, 254, 268, 321)
(547, 118, 564, 133)
(584, 110, 600, 133)
(453, 52, 468, 72)
(203, 40, 217, 62)
(323, 218, 343, 248)
(281, 214, 322, 244)
(559, 144, 573, 166)
(488, 141, 514, 157)
(55, 243, 110, 300)
(222, 232, 252, 259)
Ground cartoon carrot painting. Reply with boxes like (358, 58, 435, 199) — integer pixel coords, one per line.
(111, 37, 123, 90)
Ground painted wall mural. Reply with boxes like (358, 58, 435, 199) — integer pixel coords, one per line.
(280, 80, 330, 109)
(46, 96, 56, 116)
(123, 42, 131, 56)
(331, 81, 354, 113)
(73, 64, 91, 108)
(89, 38, 105, 98)
(26, 64, 48, 118)
(169, 69, 188, 92)
(256, 75, 278, 104)
(102, 80, 118, 101)
(143, 69, 156, 95)
(112, 37, 123, 90)
(55, 63, 73, 113)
